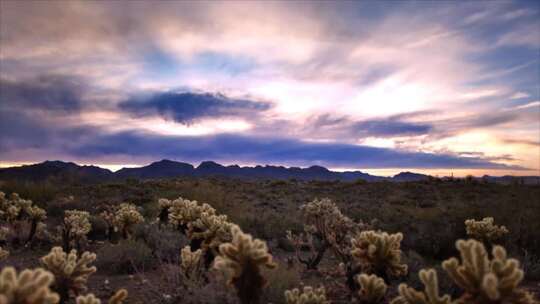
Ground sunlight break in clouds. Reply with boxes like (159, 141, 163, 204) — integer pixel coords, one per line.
(0, 1, 539, 176)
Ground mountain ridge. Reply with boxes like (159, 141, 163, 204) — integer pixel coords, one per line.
(0, 159, 538, 184)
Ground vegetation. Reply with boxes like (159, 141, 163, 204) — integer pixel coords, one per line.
(0, 177, 539, 303)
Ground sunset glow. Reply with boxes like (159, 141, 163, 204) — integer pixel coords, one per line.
(1, 1, 539, 176)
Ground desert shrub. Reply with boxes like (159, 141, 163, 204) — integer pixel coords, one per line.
(46, 196, 86, 219)
(214, 225, 276, 304)
(0, 266, 60, 304)
(87, 216, 108, 241)
(260, 264, 301, 304)
(41, 247, 97, 303)
(134, 223, 185, 262)
(96, 239, 155, 274)
(0, 180, 61, 206)
(521, 250, 540, 281)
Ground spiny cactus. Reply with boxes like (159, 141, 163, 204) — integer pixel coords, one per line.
(442, 239, 536, 304)
(465, 217, 508, 244)
(284, 286, 329, 304)
(356, 274, 388, 303)
(41, 246, 97, 303)
(75, 289, 128, 304)
(114, 203, 144, 239)
(180, 245, 205, 286)
(25, 205, 47, 244)
(168, 198, 216, 232)
(214, 225, 277, 304)
(0, 192, 48, 247)
(391, 269, 452, 304)
(0, 226, 9, 243)
(188, 212, 233, 254)
(351, 230, 408, 281)
(99, 209, 116, 241)
(0, 246, 8, 260)
(62, 210, 91, 251)
(0, 266, 60, 304)
(157, 198, 175, 226)
(290, 198, 360, 270)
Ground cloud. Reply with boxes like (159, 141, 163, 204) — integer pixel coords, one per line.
(510, 92, 530, 99)
(67, 132, 525, 170)
(503, 139, 540, 147)
(0, 75, 86, 113)
(119, 91, 271, 124)
(305, 114, 432, 139)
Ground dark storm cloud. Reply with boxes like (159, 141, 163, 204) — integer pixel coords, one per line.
(351, 119, 432, 137)
(307, 114, 433, 138)
(0, 75, 86, 113)
(68, 131, 525, 170)
(119, 92, 272, 124)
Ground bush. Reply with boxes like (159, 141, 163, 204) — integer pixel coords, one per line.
(96, 239, 155, 274)
(134, 223, 186, 262)
(261, 265, 301, 304)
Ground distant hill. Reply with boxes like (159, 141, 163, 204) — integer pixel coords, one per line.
(0, 160, 113, 182)
(392, 171, 430, 182)
(0, 160, 538, 184)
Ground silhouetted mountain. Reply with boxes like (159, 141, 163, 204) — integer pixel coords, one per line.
(0, 160, 113, 182)
(116, 159, 194, 179)
(392, 171, 430, 182)
(1, 160, 537, 184)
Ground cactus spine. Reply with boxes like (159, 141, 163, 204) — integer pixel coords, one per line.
(284, 286, 330, 304)
(356, 273, 388, 303)
(0, 267, 60, 304)
(214, 225, 276, 304)
(40, 247, 97, 303)
(391, 269, 452, 304)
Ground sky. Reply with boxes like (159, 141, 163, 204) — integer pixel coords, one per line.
(0, 1, 539, 176)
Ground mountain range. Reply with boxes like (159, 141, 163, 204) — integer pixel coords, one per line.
(0, 160, 538, 184)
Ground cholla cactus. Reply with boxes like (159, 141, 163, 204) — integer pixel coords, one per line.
(114, 203, 144, 239)
(41, 246, 97, 303)
(0, 192, 48, 246)
(75, 289, 128, 304)
(442, 239, 536, 303)
(25, 205, 47, 244)
(0, 266, 60, 304)
(214, 225, 277, 304)
(356, 274, 388, 303)
(0, 246, 8, 260)
(290, 198, 360, 270)
(391, 269, 452, 304)
(157, 198, 174, 226)
(180, 245, 205, 286)
(0, 226, 10, 243)
(99, 209, 116, 241)
(284, 286, 329, 304)
(465, 217, 508, 244)
(168, 198, 216, 232)
(188, 213, 233, 254)
(351, 230, 408, 281)
(62, 210, 91, 251)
